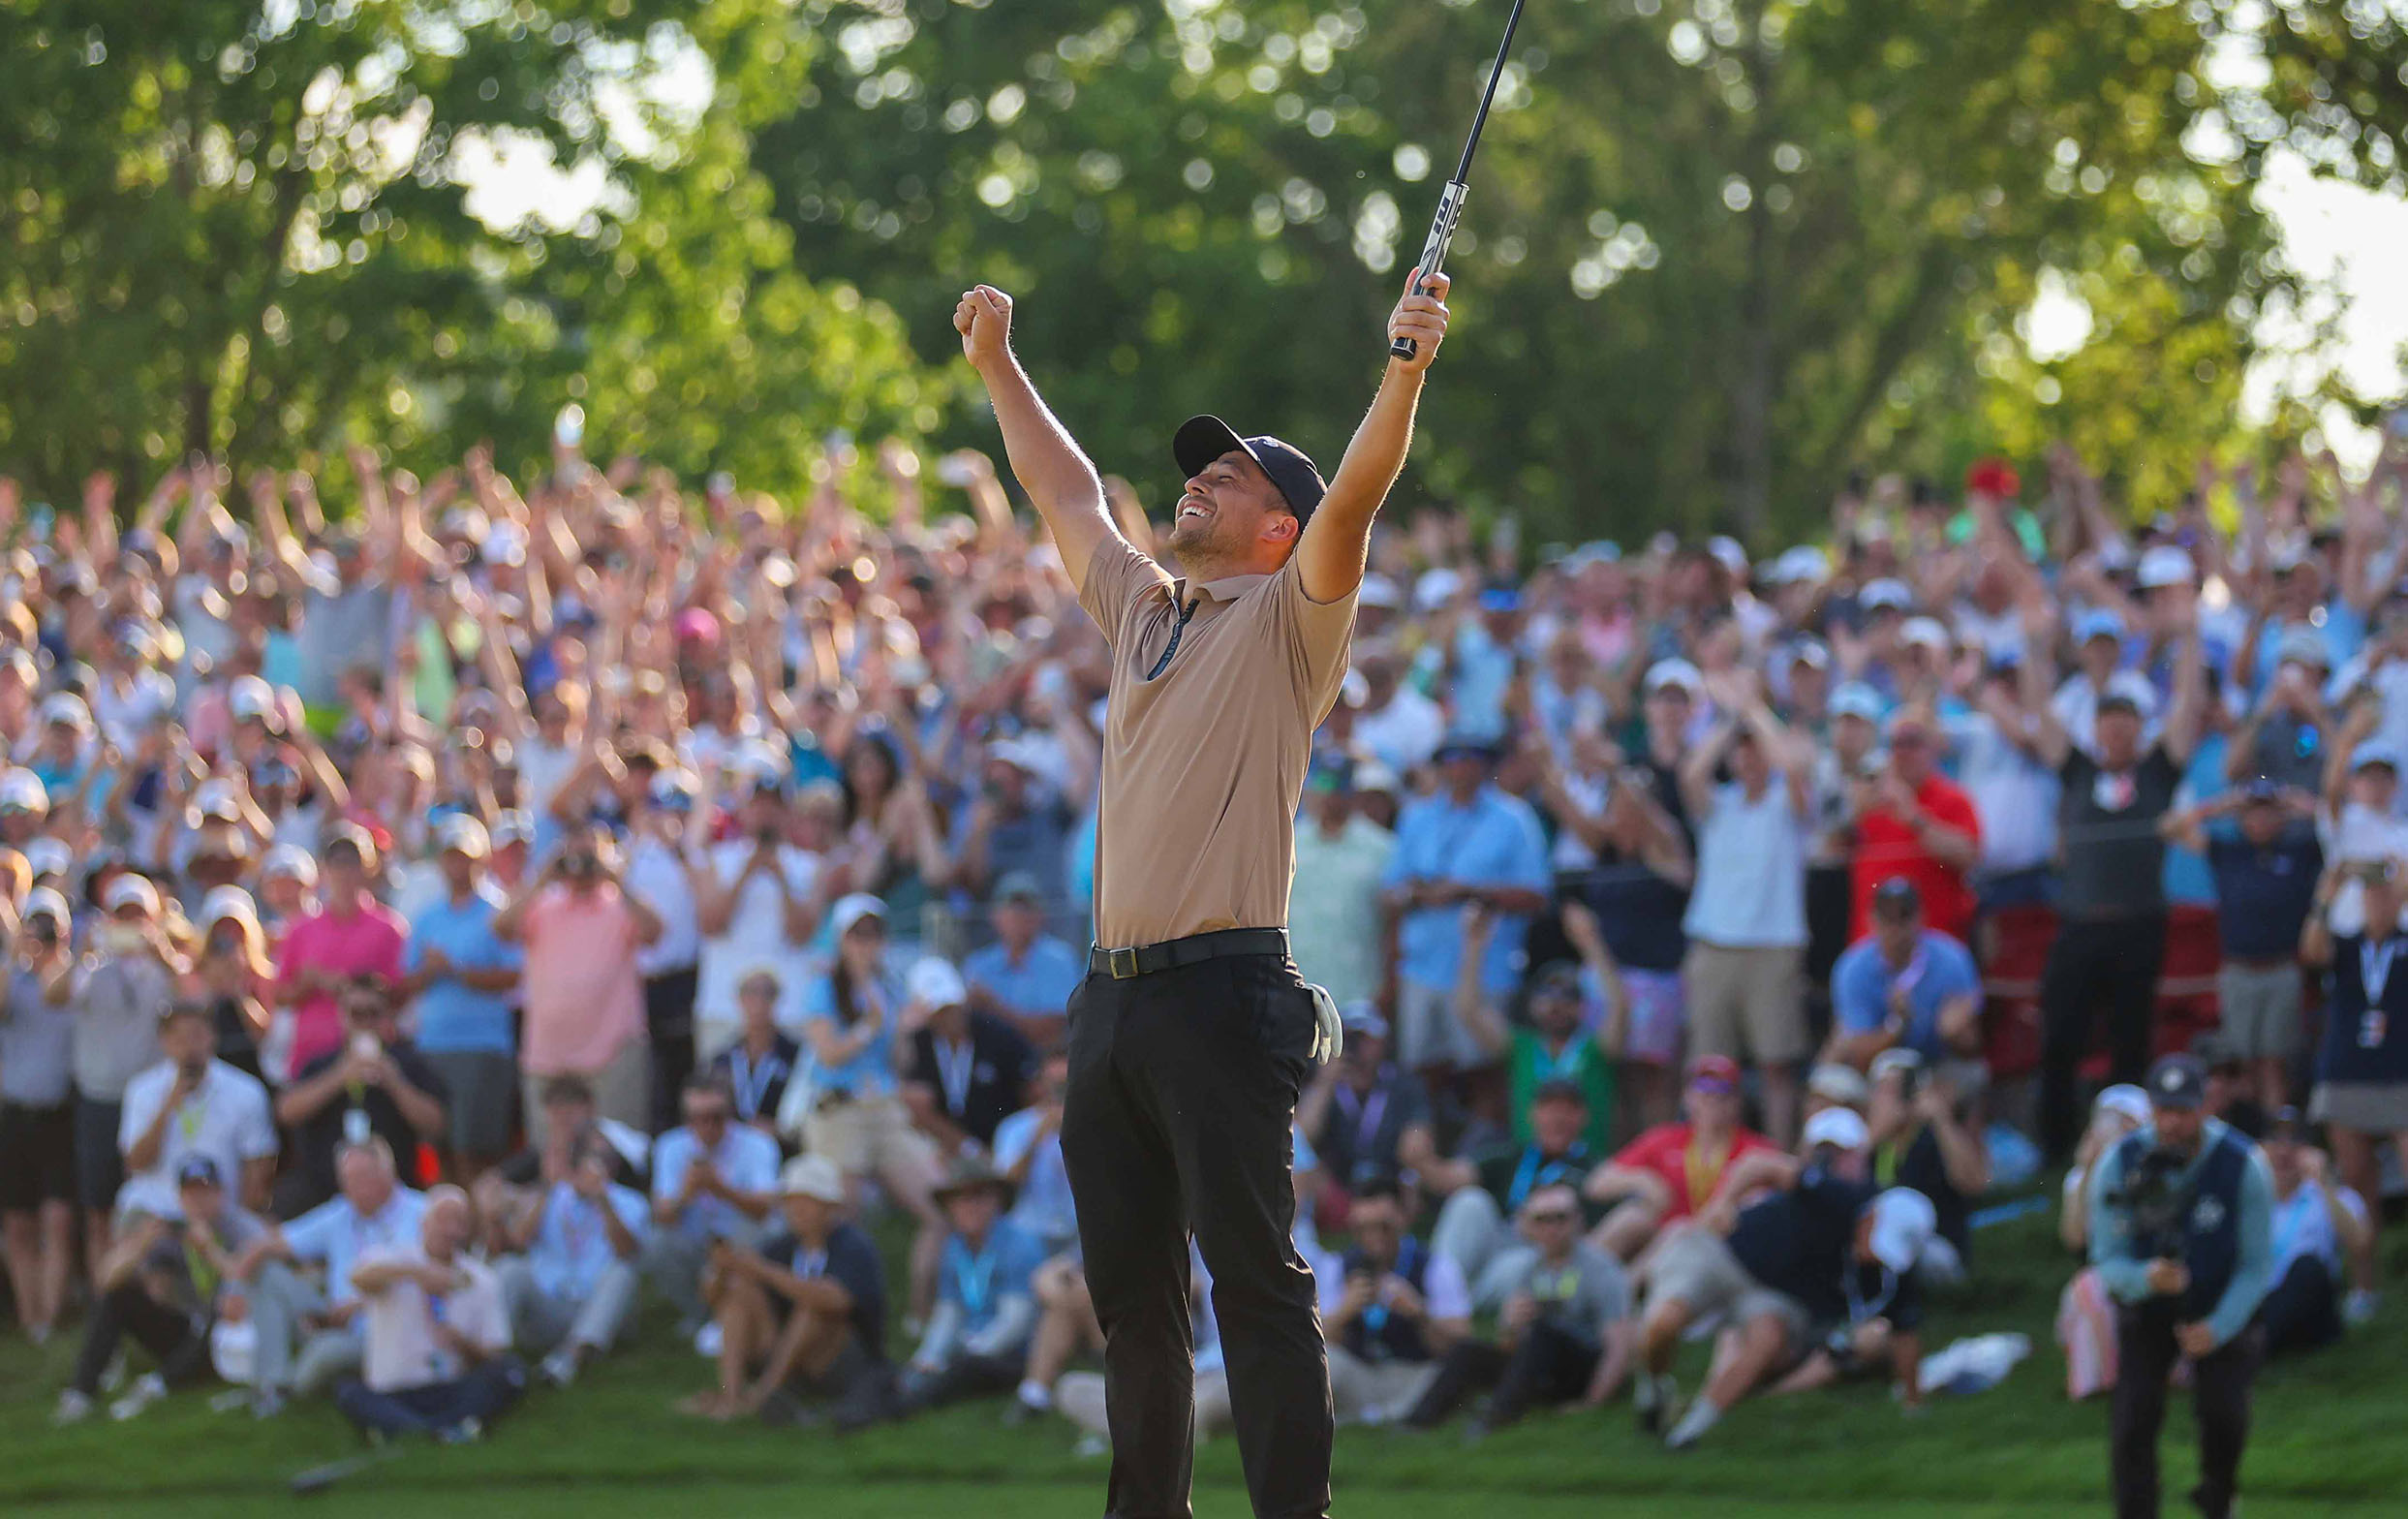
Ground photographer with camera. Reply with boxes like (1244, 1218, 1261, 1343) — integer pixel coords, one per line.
(2087, 1053, 2275, 1519)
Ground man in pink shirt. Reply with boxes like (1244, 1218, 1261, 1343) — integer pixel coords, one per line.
(494, 824, 663, 1140)
(273, 827, 407, 1078)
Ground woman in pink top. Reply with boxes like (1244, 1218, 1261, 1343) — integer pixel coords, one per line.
(272, 827, 406, 1076)
(494, 824, 663, 1138)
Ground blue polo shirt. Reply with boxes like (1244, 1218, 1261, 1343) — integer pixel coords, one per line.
(1386, 786, 1551, 996)
(406, 886, 522, 1056)
(283, 1187, 426, 1310)
(963, 936, 1085, 1025)
(650, 1124, 782, 1244)
(1830, 929, 1982, 1059)
(939, 1216, 1046, 1339)
(2205, 828, 2323, 961)
(528, 1181, 650, 1302)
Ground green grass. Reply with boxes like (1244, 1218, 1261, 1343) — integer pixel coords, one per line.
(5, 1211, 2405, 1517)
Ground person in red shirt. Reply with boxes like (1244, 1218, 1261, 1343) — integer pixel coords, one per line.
(1849, 705, 1982, 941)
(1581, 1056, 1776, 1261)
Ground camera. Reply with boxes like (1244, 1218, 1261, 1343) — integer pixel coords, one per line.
(2114, 1145, 2194, 1261)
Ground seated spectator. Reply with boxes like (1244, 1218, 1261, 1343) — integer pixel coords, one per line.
(2056, 1084, 2151, 1400)
(1296, 1004, 1439, 1233)
(494, 822, 663, 1138)
(338, 1185, 524, 1442)
(1006, 1249, 1104, 1429)
(236, 1139, 425, 1415)
(993, 1052, 1078, 1257)
(961, 872, 1085, 1050)
(117, 1003, 277, 1221)
(273, 827, 407, 1078)
(680, 1155, 890, 1427)
(401, 815, 523, 1178)
(490, 1073, 649, 1195)
(1403, 1185, 1631, 1436)
(1325, 1178, 1471, 1425)
(1864, 1051, 1989, 1281)
(1715, 1188, 1936, 1407)
(1447, 903, 1624, 1154)
(1427, 1080, 1600, 1311)
(2258, 1107, 2372, 1356)
(495, 1136, 650, 1387)
(272, 975, 448, 1217)
(705, 965, 803, 1140)
(1382, 733, 1551, 1075)
(56, 1157, 267, 1425)
(1582, 1056, 1775, 1261)
(3, 887, 80, 1342)
(903, 955, 1037, 1157)
(1631, 1107, 1899, 1448)
(646, 1075, 782, 1338)
(2300, 857, 2408, 1289)
(2164, 779, 2320, 1117)
(1824, 878, 1983, 1070)
(895, 1158, 1044, 1414)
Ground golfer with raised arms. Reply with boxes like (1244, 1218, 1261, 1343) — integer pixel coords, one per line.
(953, 269, 1449, 1518)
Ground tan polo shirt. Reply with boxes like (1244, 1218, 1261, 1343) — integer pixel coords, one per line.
(1077, 534, 1358, 948)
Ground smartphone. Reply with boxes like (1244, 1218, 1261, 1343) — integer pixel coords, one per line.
(554, 404, 586, 450)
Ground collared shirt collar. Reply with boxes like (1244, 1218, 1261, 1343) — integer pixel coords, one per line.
(1174, 573, 1271, 605)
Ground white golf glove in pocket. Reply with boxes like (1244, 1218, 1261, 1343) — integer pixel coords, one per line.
(1308, 983, 1343, 1066)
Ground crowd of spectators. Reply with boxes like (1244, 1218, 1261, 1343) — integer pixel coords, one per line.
(3, 431, 2404, 1450)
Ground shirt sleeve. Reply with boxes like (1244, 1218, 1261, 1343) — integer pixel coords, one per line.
(237, 1083, 279, 1161)
(1422, 1251, 1472, 1321)
(650, 1134, 691, 1205)
(2085, 1142, 2152, 1304)
(1830, 950, 1881, 1034)
(2204, 1145, 2278, 1348)
(1271, 557, 1362, 721)
(283, 1201, 342, 1263)
(1075, 534, 1170, 648)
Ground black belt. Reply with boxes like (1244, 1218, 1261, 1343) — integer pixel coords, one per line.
(1089, 928, 1289, 980)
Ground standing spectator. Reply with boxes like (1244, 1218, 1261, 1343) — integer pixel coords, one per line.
(116, 1004, 277, 1220)
(689, 760, 818, 1062)
(1288, 760, 1396, 1013)
(1848, 705, 1982, 945)
(902, 955, 1037, 1156)
(401, 815, 522, 1179)
(1383, 734, 1550, 1076)
(1824, 878, 1984, 1069)
(705, 966, 803, 1138)
(61, 870, 184, 1273)
(645, 1074, 782, 1338)
(494, 823, 663, 1139)
(952, 739, 1074, 905)
(55, 1158, 266, 1425)
(1324, 1179, 1470, 1424)
(495, 1136, 650, 1387)
(336, 1185, 523, 1442)
(1404, 1185, 1630, 1436)
(627, 769, 704, 1134)
(2315, 723, 2408, 937)
(1581, 1056, 1775, 1262)
(895, 1158, 1045, 1413)
(237, 1139, 426, 1414)
(2057, 1084, 2152, 1401)
(2225, 630, 2333, 795)
(273, 827, 407, 1079)
(1, 887, 77, 1342)
(271, 976, 448, 1216)
(680, 1155, 890, 1425)
(2164, 780, 2322, 1114)
(1678, 676, 1814, 1144)
(1296, 1005, 1439, 1231)
(2027, 616, 2206, 1160)
(962, 872, 1086, 1051)
(2300, 858, 2408, 1292)
(2257, 1107, 2372, 1355)
(187, 885, 274, 1084)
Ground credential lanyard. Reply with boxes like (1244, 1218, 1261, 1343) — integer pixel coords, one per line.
(954, 1238, 999, 1319)
(934, 1038, 976, 1117)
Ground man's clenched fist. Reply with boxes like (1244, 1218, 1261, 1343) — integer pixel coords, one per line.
(954, 285, 1015, 370)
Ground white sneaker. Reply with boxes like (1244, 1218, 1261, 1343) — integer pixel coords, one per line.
(109, 1373, 169, 1421)
(540, 1348, 579, 1387)
(693, 1321, 724, 1357)
(2344, 1288, 2381, 1327)
(52, 1389, 96, 1427)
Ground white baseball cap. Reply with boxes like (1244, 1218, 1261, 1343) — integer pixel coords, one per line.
(39, 692, 91, 730)
(778, 1154, 849, 1205)
(103, 872, 160, 915)
(0, 766, 47, 814)
(2093, 1083, 2152, 1128)
(262, 843, 319, 885)
(906, 955, 968, 1010)
(435, 814, 491, 859)
(1865, 1187, 1938, 1274)
(1803, 1105, 1870, 1153)
(1771, 545, 1831, 585)
(1860, 578, 1914, 612)
(1831, 683, 1886, 725)
(22, 835, 72, 881)
(829, 893, 888, 939)
(188, 778, 243, 827)
(1900, 616, 1952, 653)
(22, 885, 73, 927)
(228, 674, 278, 723)
(2137, 544, 2196, 591)
(1644, 658, 1703, 697)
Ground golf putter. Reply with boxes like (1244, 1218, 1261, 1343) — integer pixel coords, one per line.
(1393, 0, 1530, 360)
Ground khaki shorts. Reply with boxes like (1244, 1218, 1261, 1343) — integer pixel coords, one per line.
(1647, 1224, 1809, 1351)
(2216, 963, 2303, 1060)
(805, 1093, 940, 1177)
(1682, 943, 1807, 1064)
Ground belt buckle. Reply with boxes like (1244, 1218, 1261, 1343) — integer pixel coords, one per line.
(1107, 946, 1141, 979)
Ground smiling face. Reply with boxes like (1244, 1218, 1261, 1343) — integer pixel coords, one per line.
(1168, 450, 1296, 570)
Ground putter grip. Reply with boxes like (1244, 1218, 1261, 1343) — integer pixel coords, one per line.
(1391, 180, 1468, 360)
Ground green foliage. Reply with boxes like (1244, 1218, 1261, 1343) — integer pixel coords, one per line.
(0, 0, 939, 502)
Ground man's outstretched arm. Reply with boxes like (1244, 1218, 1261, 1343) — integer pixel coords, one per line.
(1294, 270, 1452, 604)
(955, 285, 1117, 592)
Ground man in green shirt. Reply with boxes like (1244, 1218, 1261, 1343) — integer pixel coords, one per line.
(1452, 910, 1626, 1153)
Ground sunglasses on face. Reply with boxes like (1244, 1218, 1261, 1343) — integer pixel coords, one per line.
(1528, 1210, 1577, 1225)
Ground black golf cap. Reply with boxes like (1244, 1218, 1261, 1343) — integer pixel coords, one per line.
(2146, 1053, 2207, 1111)
(1174, 416, 1327, 526)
